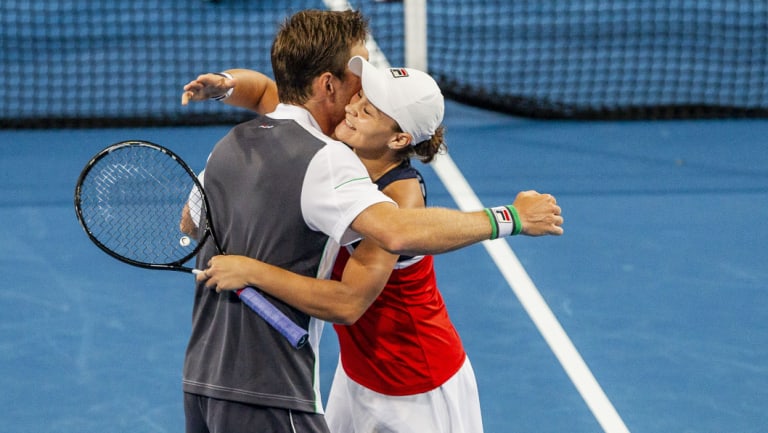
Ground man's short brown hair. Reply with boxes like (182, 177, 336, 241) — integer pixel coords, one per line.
(271, 10, 369, 104)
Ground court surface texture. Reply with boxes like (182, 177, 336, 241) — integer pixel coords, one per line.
(1, 101, 766, 432)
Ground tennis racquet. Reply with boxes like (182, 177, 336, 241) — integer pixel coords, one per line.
(74, 140, 309, 349)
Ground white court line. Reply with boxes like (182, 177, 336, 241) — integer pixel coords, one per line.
(431, 153, 630, 433)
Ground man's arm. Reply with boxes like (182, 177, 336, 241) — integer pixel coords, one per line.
(351, 190, 563, 256)
(197, 238, 396, 324)
(179, 203, 199, 239)
(198, 177, 431, 324)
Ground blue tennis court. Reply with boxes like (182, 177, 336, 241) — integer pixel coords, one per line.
(1, 101, 766, 432)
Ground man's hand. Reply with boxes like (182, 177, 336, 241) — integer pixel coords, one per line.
(513, 190, 564, 236)
(181, 73, 236, 105)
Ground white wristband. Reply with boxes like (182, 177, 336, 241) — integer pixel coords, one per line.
(485, 205, 522, 239)
(210, 72, 234, 101)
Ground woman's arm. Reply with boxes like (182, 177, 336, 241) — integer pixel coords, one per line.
(199, 238, 396, 325)
(181, 69, 279, 114)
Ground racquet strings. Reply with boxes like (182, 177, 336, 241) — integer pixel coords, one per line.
(78, 144, 203, 266)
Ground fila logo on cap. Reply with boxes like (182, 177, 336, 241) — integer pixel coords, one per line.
(389, 68, 409, 78)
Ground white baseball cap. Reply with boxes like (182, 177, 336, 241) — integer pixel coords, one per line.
(348, 56, 444, 145)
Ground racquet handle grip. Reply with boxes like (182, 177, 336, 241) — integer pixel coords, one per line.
(236, 287, 309, 349)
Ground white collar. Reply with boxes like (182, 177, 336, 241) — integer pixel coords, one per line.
(268, 103, 323, 134)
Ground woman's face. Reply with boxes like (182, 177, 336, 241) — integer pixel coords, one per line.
(334, 90, 399, 154)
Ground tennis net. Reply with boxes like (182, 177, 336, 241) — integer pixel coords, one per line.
(2, 0, 766, 128)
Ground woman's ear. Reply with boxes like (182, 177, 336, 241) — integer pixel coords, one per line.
(389, 132, 413, 150)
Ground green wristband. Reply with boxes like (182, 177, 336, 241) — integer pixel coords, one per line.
(484, 208, 500, 240)
(507, 205, 523, 236)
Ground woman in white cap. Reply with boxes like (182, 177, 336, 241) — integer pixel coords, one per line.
(183, 56, 484, 433)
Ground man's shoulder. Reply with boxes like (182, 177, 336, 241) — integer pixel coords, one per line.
(234, 115, 302, 133)
(229, 115, 328, 149)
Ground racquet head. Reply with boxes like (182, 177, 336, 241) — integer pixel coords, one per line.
(74, 140, 309, 349)
(74, 140, 214, 273)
